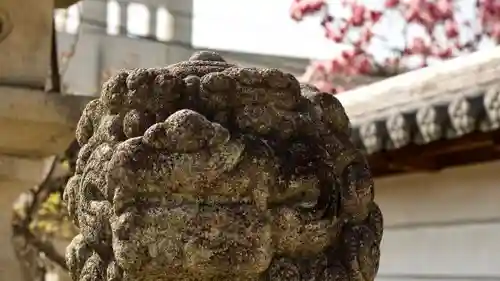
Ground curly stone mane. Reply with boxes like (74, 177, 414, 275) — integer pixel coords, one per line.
(63, 51, 383, 281)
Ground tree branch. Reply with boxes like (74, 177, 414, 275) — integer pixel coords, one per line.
(11, 141, 79, 281)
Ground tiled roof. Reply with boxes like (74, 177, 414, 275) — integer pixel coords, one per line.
(336, 48, 500, 156)
(349, 87, 500, 154)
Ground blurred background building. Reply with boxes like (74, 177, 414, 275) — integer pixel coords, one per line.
(54, 0, 312, 96)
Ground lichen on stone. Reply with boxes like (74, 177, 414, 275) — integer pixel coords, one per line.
(64, 51, 383, 281)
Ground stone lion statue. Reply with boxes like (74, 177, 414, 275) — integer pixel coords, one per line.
(63, 51, 383, 281)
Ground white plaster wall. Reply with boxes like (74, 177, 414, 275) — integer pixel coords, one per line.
(375, 160, 500, 281)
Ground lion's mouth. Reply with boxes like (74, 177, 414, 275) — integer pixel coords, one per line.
(111, 199, 274, 276)
(133, 179, 322, 211)
(111, 191, 339, 277)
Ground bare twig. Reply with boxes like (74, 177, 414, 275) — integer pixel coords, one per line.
(10, 142, 80, 281)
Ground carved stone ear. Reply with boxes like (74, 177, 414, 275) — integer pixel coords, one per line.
(300, 83, 350, 135)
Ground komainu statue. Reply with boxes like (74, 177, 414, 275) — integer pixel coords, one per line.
(63, 51, 383, 281)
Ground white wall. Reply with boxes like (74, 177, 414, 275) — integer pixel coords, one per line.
(375, 160, 500, 281)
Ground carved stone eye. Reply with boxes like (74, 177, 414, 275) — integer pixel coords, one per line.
(298, 189, 321, 209)
(81, 181, 106, 202)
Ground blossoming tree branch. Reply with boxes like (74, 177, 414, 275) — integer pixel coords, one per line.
(290, 0, 500, 93)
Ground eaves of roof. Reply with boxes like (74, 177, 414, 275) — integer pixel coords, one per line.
(348, 86, 500, 155)
(336, 48, 500, 156)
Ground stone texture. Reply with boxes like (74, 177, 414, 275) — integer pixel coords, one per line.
(64, 51, 383, 281)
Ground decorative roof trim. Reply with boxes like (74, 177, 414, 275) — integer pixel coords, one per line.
(337, 47, 500, 123)
(331, 48, 500, 154)
(348, 87, 500, 154)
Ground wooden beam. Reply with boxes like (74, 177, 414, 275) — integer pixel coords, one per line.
(0, 87, 90, 156)
(367, 131, 500, 177)
(0, 155, 55, 185)
(0, 0, 53, 88)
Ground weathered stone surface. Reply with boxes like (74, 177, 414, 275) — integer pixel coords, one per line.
(64, 51, 383, 281)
